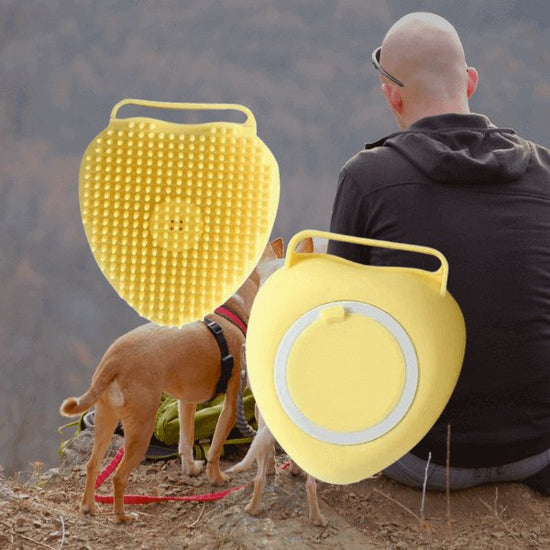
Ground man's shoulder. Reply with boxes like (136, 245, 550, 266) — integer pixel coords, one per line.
(528, 139, 550, 162)
(342, 142, 420, 194)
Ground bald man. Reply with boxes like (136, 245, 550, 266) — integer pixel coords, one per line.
(328, 13, 550, 494)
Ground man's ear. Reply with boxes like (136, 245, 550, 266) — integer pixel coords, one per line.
(466, 67, 478, 99)
(382, 83, 403, 114)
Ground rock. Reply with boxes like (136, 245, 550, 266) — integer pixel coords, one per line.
(0, 481, 14, 500)
(0, 466, 14, 501)
(59, 430, 123, 470)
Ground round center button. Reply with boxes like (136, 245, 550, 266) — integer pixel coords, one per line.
(151, 198, 203, 253)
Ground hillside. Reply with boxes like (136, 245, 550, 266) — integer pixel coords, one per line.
(1, 435, 549, 549)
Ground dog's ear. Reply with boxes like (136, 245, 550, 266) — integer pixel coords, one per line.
(269, 238, 284, 259)
(257, 238, 283, 264)
(295, 237, 314, 254)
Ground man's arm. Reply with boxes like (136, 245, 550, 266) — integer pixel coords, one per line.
(327, 168, 370, 264)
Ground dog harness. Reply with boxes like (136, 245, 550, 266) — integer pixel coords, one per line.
(203, 306, 248, 402)
(214, 305, 247, 336)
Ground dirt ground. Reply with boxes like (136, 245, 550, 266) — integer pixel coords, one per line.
(1, 432, 548, 549)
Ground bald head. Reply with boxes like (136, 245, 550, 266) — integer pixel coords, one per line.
(378, 13, 477, 128)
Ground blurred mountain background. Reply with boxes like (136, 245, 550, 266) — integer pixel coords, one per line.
(1, 0, 548, 475)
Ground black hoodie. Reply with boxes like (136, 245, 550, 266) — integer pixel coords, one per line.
(328, 113, 550, 467)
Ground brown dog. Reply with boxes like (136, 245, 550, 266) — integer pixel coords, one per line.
(228, 237, 328, 526)
(60, 239, 283, 523)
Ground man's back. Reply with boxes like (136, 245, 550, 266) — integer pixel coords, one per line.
(329, 113, 550, 467)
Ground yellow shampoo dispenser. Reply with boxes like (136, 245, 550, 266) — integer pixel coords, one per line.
(246, 230, 466, 484)
(79, 100, 279, 326)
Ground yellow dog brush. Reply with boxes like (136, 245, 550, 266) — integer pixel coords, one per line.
(80, 99, 279, 326)
(246, 230, 466, 484)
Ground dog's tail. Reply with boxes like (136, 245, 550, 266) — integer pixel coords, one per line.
(59, 394, 94, 417)
(59, 358, 117, 417)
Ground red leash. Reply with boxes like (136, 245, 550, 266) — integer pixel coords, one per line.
(95, 446, 125, 489)
(94, 447, 246, 505)
(94, 487, 245, 505)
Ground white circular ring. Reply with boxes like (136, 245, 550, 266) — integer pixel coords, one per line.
(274, 301, 418, 445)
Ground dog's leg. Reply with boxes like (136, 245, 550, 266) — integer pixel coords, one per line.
(227, 422, 273, 474)
(256, 409, 276, 476)
(265, 442, 276, 476)
(289, 460, 302, 476)
(81, 402, 118, 516)
(111, 414, 155, 523)
(178, 400, 203, 476)
(244, 425, 276, 516)
(245, 441, 271, 516)
(287, 460, 327, 525)
(305, 475, 327, 527)
(206, 388, 239, 485)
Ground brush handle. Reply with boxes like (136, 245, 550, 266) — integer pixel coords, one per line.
(110, 99, 256, 131)
(286, 229, 449, 296)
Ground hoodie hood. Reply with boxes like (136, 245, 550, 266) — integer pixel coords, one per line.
(367, 114, 532, 185)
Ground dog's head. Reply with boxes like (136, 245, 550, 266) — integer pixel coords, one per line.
(231, 237, 314, 316)
(256, 237, 315, 286)
(255, 238, 284, 285)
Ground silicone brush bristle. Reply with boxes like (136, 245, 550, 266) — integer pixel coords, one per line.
(80, 104, 279, 326)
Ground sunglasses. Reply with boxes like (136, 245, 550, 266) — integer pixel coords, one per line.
(371, 46, 404, 87)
